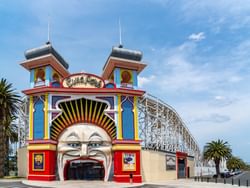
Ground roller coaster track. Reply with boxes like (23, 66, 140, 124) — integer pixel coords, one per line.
(138, 93, 201, 160)
(17, 96, 29, 148)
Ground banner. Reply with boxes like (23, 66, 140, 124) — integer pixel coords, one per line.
(122, 153, 136, 171)
(33, 153, 45, 171)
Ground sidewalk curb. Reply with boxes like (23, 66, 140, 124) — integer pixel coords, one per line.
(22, 180, 57, 188)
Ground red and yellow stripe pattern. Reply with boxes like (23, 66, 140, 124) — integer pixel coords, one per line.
(50, 98, 116, 140)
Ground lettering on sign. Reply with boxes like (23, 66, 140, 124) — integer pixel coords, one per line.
(62, 73, 105, 88)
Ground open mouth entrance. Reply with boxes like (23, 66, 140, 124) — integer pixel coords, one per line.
(65, 160, 105, 180)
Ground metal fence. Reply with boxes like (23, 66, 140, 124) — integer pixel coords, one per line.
(194, 176, 249, 187)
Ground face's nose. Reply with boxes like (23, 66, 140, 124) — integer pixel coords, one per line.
(80, 143, 88, 157)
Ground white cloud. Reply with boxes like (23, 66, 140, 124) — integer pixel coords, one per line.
(145, 39, 250, 95)
(143, 38, 250, 157)
(138, 75, 156, 88)
(188, 32, 206, 42)
(215, 95, 224, 100)
(179, 1, 250, 31)
(229, 76, 242, 83)
(193, 113, 230, 124)
(212, 95, 234, 107)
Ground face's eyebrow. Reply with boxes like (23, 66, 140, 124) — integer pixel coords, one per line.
(67, 132, 80, 139)
(88, 132, 102, 140)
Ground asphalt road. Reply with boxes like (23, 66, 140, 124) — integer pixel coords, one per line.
(195, 171, 250, 186)
(233, 171, 250, 186)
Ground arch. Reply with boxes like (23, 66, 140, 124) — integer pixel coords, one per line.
(50, 98, 116, 140)
(33, 97, 44, 139)
(121, 97, 134, 139)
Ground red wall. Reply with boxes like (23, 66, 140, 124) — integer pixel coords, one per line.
(113, 150, 142, 183)
(28, 150, 56, 181)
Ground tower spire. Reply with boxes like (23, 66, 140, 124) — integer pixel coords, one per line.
(47, 14, 51, 44)
(119, 18, 123, 48)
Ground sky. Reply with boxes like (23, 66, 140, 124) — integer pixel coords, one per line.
(0, 0, 250, 163)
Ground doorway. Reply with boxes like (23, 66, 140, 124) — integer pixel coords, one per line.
(66, 161, 105, 180)
(177, 158, 186, 178)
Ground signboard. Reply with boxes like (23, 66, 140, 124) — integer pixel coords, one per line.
(62, 73, 105, 88)
(166, 155, 176, 170)
(33, 153, 45, 171)
(122, 153, 136, 171)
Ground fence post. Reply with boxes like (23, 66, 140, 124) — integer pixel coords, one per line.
(238, 179, 240, 187)
(232, 178, 234, 185)
(224, 178, 226, 184)
(215, 178, 217, 183)
(247, 179, 248, 187)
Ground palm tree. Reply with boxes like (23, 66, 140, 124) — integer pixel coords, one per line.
(227, 156, 245, 171)
(4, 116, 19, 175)
(203, 139, 232, 177)
(0, 78, 20, 177)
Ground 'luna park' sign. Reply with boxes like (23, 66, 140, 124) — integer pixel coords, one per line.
(62, 73, 105, 88)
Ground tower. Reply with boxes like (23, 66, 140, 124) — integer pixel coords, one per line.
(102, 46, 146, 182)
(21, 42, 69, 180)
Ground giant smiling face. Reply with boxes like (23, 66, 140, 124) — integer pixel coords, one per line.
(57, 124, 112, 181)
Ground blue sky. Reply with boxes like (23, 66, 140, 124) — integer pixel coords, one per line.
(0, 0, 250, 162)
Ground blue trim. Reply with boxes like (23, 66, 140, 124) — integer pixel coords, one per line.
(45, 66, 51, 86)
(97, 96, 114, 109)
(114, 68, 121, 88)
(51, 81, 60, 88)
(33, 98, 44, 139)
(122, 98, 134, 139)
(52, 96, 67, 109)
(133, 70, 138, 89)
(30, 69, 35, 88)
(105, 83, 115, 88)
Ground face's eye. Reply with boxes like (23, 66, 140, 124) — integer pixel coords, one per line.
(88, 142, 102, 148)
(68, 143, 80, 148)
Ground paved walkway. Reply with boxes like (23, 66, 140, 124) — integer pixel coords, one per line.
(20, 179, 246, 188)
(22, 180, 135, 188)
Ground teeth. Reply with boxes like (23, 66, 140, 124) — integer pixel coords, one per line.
(57, 153, 64, 181)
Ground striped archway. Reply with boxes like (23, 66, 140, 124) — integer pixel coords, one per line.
(50, 98, 116, 140)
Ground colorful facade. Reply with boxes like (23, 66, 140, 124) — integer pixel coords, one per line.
(21, 42, 146, 182)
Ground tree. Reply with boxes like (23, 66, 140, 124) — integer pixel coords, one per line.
(0, 78, 20, 177)
(4, 116, 19, 175)
(227, 156, 245, 171)
(203, 139, 232, 177)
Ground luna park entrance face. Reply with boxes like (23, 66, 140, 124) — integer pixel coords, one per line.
(57, 124, 112, 181)
(66, 160, 105, 180)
